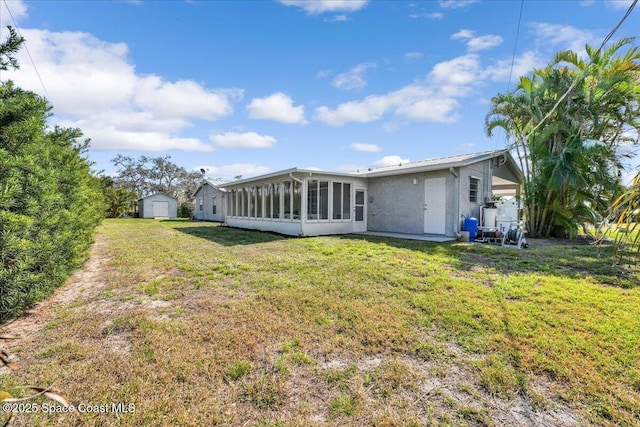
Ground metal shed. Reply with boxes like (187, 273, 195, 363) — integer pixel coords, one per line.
(138, 193, 178, 219)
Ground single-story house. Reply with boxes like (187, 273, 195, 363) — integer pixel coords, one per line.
(138, 193, 178, 219)
(192, 178, 228, 222)
(219, 149, 523, 238)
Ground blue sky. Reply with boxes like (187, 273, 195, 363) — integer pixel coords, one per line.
(0, 0, 638, 180)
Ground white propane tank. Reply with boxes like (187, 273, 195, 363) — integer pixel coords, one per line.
(484, 208, 498, 228)
(496, 199, 518, 221)
(496, 215, 512, 232)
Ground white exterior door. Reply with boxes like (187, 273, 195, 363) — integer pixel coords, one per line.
(152, 201, 169, 218)
(353, 188, 367, 232)
(423, 177, 446, 234)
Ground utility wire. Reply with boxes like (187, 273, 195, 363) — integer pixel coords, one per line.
(506, 0, 525, 92)
(498, 0, 525, 150)
(2, 0, 51, 100)
(519, 0, 638, 145)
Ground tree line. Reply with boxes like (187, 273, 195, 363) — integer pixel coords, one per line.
(103, 154, 202, 218)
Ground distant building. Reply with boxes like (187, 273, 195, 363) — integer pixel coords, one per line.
(192, 178, 229, 222)
(138, 193, 178, 219)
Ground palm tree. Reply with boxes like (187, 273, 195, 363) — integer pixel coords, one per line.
(486, 38, 640, 238)
(608, 171, 640, 263)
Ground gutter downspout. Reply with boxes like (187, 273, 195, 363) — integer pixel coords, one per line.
(450, 167, 462, 239)
(289, 172, 303, 184)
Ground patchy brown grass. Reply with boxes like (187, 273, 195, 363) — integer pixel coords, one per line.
(1, 219, 639, 426)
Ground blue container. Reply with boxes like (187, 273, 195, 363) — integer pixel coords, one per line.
(464, 217, 479, 241)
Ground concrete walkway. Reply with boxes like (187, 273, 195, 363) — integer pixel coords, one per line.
(356, 231, 457, 242)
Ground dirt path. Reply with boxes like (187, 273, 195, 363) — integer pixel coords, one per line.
(1, 234, 112, 350)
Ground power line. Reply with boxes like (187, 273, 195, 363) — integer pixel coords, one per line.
(598, 0, 637, 51)
(506, 0, 524, 92)
(2, 0, 51, 100)
(498, 0, 525, 151)
(521, 0, 638, 144)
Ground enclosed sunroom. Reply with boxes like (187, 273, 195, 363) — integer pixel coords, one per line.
(224, 169, 368, 237)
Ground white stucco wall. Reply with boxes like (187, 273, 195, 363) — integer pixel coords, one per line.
(367, 170, 457, 236)
(458, 160, 491, 225)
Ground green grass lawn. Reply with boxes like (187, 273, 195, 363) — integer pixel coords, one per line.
(2, 219, 639, 426)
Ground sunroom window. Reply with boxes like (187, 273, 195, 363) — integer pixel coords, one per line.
(273, 182, 281, 219)
(332, 182, 351, 220)
(283, 181, 292, 219)
(307, 179, 329, 220)
(265, 184, 272, 219)
(293, 181, 302, 219)
(256, 186, 263, 218)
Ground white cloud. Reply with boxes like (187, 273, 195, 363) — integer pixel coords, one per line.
(408, 12, 444, 19)
(7, 29, 137, 116)
(351, 143, 381, 152)
(451, 29, 475, 40)
(279, 0, 368, 14)
(606, 0, 634, 9)
(316, 54, 483, 126)
(0, 0, 27, 26)
(529, 22, 598, 54)
(467, 35, 503, 51)
(315, 93, 394, 125)
(451, 29, 503, 51)
(579, 0, 596, 6)
(439, 0, 478, 9)
(246, 92, 307, 124)
(394, 98, 460, 123)
(372, 155, 410, 168)
(195, 164, 271, 179)
(332, 62, 376, 90)
(429, 53, 482, 94)
(2, 28, 242, 152)
(324, 15, 349, 22)
(135, 77, 242, 120)
(404, 52, 423, 63)
(316, 69, 333, 79)
(316, 47, 539, 128)
(482, 51, 541, 82)
(58, 117, 214, 152)
(210, 132, 276, 148)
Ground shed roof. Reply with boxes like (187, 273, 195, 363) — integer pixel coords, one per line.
(138, 192, 178, 202)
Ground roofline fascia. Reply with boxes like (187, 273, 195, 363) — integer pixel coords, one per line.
(222, 168, 363, 187)
(138, 192, 179, 202)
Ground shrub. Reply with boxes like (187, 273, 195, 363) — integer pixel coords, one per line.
(178, 201, 194, 218)
(0, 82, 105, 323)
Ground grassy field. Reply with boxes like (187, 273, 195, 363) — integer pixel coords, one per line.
(1, 219, 639, 426)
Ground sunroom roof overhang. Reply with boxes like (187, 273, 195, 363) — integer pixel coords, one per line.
(223, 168, 361, 188)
